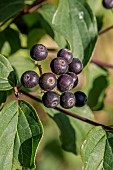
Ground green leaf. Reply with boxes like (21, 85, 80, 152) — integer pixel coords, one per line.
(27, 28, 45, 48)
(0, 54, 14, 90)
(8, 70, 18, 87)
(0, 27, 21, 55)
(38, 4, 67, 48)
(50, 111, 77, 154)
(84, 63, 109, 110)
(39, 0, 98, 66)
(81, 126, 113, 170)
(0, 0, 24, 24)
(52, 0, 98, 66)
(43, 105, 93, 154)
(22, 167, 36, 170)
(0, 100, 43, 170)
(13, 100, 43, 169)
(0, 100, 18, 170)
(8, 54, 35, 81)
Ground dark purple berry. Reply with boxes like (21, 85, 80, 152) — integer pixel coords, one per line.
(57, 74, 74, 92)
(69, 58, 83, 74)
(30, 44, 48, 61)
(21, 70, 39, 88)
(39, 72, 57, 91)
(60, 92, 76, 109)
(57, 48, 73, 64)
(42, 91, 60, 108)
(102, 0, 113, 9)
(74, 91, 87, 107)
(50, 57, 69, 75)
(67, 72, 78, 88)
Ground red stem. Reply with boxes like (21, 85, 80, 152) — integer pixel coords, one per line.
(20, 90, 113, 131)
(99, 25, 113, 36)
(91, 58, 113, 69)
(11, 0, 47, 24)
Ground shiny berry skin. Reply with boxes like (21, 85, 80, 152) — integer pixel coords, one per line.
(21, 71, 39, 88)
(69, 58, 83, 74)
(50, 57, 69, 75)
(39, 72, 57, 91)
(30, 44, 48, 61)
(60, 92, 76, 109)
(57, 48, 73, 64)
(42, 91, 60, 108)
(57, 74, 74, 92)
(67, 72, 78, 88)
(102, 0, 113, 9)
(74, 91, 87, 107)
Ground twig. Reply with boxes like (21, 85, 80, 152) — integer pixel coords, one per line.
(27, 0, 47, 13)
(9, 0, 47, 24)
(99, 25, 113, 36)
(20, 90, 113, 131)
(91, 58, 113, 69)
(109, 124, 113, 127)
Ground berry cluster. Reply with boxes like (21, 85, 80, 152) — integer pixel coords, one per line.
(21, 44, 87, 109)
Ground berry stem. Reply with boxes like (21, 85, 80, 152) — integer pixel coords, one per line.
(34, 61, 43, 76)
(20, 89, 113, 131)
(14, 86, 20, 100)
(91, 58, 113, 69)
(99, 25, 113, 36)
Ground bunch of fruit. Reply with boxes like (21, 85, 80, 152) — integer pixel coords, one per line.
(21, 44, 87, 109)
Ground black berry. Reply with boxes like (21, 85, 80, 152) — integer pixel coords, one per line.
(39, 72, 57, 91)
(21, 71, 39, 88)
(67, 72, 78, 88)
(42, 91, 60, 108)
(57, 48, 73, 64)
(57, 74, 74, 92)
(74, 91, 87, 107)
(30, 44, 48, 61)
(60, 92, 76, 109)
(50, 57, 69, 75)
(102, 0, 113, 9)
(69, 58, 83, 74)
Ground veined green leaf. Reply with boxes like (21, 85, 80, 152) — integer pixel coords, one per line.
(39, 0, 98, 66)
(81, 126, 113, 170)
(38, 4, 68, 48)
(0, 100, 43, 170)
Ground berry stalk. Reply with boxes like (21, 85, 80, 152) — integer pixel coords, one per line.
(34, 61, 43, 76)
